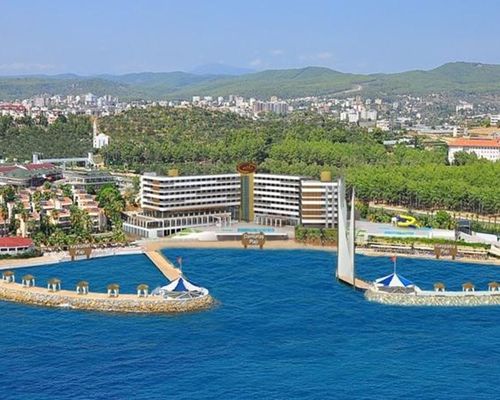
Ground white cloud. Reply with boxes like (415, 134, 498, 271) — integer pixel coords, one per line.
(249, 58, 263, 67)
(270, 49, 285, 56)
(316, 51, 333, 60)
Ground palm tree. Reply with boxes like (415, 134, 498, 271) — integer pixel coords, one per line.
(0, 205, 8, 237)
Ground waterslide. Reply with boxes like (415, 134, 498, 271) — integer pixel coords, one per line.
(396, 214, 420, 228)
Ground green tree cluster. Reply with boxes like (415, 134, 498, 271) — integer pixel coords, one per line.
(96, 184, 125, 228)
(0, 114, 92, 161)
(295, 226, 338, 245)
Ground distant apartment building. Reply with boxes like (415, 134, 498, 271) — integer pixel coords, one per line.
(0, 103, 27, 118)
(490, 114, 500, 126)
(252, 101, 289, 115)
(448, 138, 500, 163)
(73, 190, 107, 231)
(376, 120, 391, 131)
(340, 110, 360, 124)
(456, 102, 474, 113)
(84, 93, 97, 105)
(124, 170, 338, 238)
(359, 108, 377, 121)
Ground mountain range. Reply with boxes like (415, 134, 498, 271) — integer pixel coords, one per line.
(1, 62, 500, 101)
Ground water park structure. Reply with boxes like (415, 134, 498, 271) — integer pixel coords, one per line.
(392, 214, 420, 228)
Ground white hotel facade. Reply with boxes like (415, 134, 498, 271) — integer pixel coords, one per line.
(124, 170, 339, 238)
(447, 138, 500, 163)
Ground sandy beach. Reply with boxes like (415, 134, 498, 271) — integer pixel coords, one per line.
(0, 246, 142, 270)
(142, 238, 322, 251)
(143, 238, 500, 266)
(0, 239, 498, 270)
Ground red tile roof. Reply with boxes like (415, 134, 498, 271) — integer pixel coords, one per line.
(449, 138, 500, 148)
(0, 237, 34, 248)
(24, 163, 57, 171)
(0, 166, 17, 173)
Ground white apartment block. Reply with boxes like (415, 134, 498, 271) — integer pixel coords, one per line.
(448, 138, 500, 163)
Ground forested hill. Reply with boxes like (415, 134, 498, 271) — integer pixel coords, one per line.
(1, 107, 499, 214)
(97, 107, 499, 214)
(2, 62, 500, 100)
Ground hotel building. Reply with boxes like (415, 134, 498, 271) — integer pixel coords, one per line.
(448, 137, 500, 163)
(124, 169, 339, 238)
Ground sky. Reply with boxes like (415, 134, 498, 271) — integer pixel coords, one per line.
(1, 0, 500, 76)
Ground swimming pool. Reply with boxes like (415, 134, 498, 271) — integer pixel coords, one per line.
(237, 227, 275, 233)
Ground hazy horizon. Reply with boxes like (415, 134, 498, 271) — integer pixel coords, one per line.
(0, 60, 497, 78)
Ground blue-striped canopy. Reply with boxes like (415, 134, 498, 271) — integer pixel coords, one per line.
(375, 273, 414, 287)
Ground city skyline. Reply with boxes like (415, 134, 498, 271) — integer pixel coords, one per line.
(1, 0, 500, 76)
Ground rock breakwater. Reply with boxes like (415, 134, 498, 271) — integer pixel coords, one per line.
(0, 281, 214, 313)
(365, 289, 500, 306)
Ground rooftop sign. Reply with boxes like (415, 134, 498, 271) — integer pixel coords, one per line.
(237, 162, 257, 174)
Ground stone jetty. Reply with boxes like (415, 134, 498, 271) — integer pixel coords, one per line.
(365, 289, 500, 306)
(0, 247, 215, 314)
(0, 279, 214, 314)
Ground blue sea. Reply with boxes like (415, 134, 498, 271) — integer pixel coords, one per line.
(1, 249, 499, 400)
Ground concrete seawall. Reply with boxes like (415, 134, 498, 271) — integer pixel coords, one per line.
(365, 289, 500, 306)
(0, 280, 214, 313)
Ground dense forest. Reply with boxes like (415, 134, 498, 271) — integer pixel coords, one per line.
(98, 107, 499, 214)
(1, 107, 499, 214)
(0, 114, 92, 160)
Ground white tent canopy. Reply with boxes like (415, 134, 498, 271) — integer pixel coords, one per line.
(163, 276, 206, 292)
(153, 276, 209, 300)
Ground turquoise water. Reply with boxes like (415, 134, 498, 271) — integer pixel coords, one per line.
(237, 227, 275, 233)
(1, 249, 499, 399)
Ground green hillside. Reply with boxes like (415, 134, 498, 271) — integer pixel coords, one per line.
(99, 71, 221, 98)
(0, 76, 141, 100)
(164, 67, 372, 99)
(1, 62, 500, 100)
(366, 62, 500, 95)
